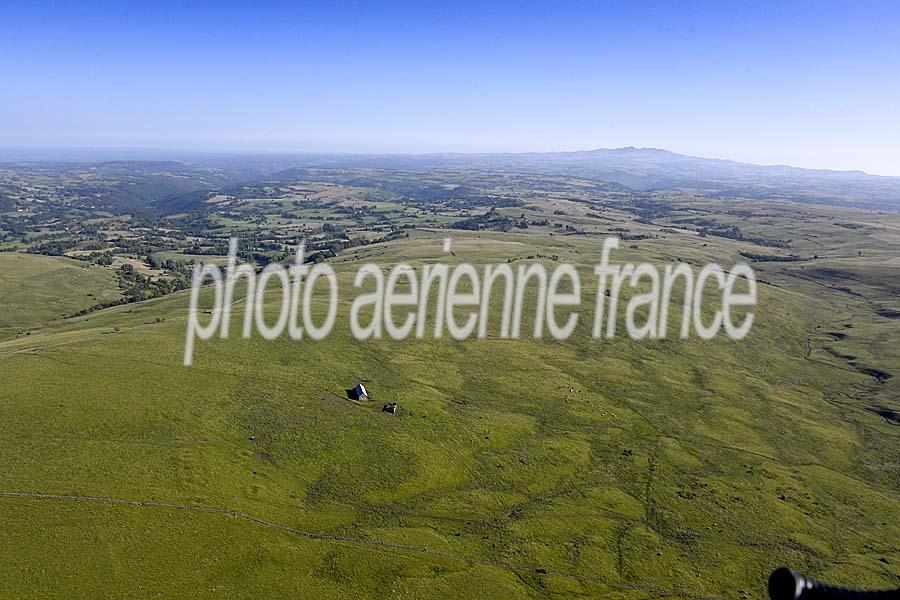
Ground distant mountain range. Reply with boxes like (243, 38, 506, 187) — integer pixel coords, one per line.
(240, 147, 899, 210)
(3, 146, 899, 210)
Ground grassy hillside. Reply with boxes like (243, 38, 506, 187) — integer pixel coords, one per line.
(0, 218, 897, 598)
(0, 253, 120, 339)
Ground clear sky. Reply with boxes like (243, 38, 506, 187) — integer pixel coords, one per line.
(2, 1, 898, 174)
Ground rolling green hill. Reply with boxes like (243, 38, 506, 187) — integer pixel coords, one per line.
(0, 220, 897, 598)
(0, 253, 120, 339)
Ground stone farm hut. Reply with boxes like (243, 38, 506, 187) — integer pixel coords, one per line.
(347, 384, 369, 402)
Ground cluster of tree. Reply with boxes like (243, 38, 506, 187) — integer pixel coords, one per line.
(27, 238, 80, 256)
(322, 223, 348, 237)
(219, 183, 283, 200)
(698, 225, 790, 248)
(833, 222, 866, 230)
(305, 229, 408, 263)
(453, 209, 530, 232)
(116, 263, 190, 303)
(0, 217, 26, 237)
(93, 252, 114, 266)
(738, 251, 807, 262)
(0, 192, 15, 212)
(621, 197, 674, 220)
(506, 253, 560, 263)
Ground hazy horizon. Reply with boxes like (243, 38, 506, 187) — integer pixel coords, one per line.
(2, 1, 899, 175)
(1, 144, 898, 179)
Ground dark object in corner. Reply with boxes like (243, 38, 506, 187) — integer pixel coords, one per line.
(768, 567, 899, 599)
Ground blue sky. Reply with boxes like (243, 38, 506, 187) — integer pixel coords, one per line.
(2, 1, 899, 174)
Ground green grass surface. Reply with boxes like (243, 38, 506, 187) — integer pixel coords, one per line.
(0, 253, 120, 339)
(0, 208, 898, 598)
